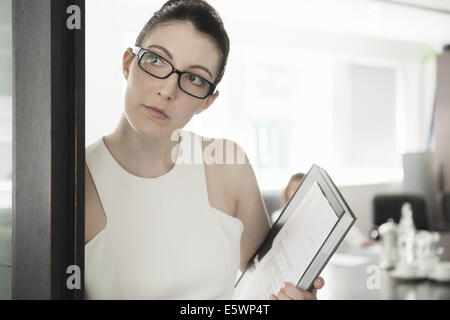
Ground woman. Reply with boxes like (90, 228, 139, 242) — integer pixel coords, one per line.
(84, 0, 324, 300)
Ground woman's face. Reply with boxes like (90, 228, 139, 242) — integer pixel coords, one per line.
(122, 21, 222, 139)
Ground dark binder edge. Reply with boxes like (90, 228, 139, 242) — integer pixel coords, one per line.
(297, 166, 357, 291)
(298, 215, 356, 291)
(294, 181, 341, 290)
(318, 166, 357, 221)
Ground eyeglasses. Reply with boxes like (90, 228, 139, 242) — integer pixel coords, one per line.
(131, 47, 216, 99)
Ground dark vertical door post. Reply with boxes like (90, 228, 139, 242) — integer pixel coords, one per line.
(12, 0, 85, 299)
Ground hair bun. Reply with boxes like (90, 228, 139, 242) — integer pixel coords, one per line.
(161, 0, 217, 14)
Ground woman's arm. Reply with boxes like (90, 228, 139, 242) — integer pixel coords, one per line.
(225, 141, 271, 272)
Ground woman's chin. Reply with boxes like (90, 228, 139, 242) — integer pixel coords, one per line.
(130, 120, 179, 140)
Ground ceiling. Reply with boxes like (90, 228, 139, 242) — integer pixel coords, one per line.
(378, 0, 450, 13)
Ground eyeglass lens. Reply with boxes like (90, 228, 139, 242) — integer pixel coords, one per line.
(140, 51, 212, 98)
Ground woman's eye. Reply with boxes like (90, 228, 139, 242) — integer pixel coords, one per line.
(143, 53, 164, 66)
(186, 74, 206, 87)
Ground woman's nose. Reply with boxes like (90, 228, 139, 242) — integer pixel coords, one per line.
(158, 73, 179, 100)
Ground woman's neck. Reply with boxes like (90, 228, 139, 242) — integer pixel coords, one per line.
(104, 113, 181, 178)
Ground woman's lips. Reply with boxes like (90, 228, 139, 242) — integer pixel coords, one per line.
(144, 105, 169, 120)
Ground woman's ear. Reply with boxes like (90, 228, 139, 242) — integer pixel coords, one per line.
(195, 90, 220, 115)
(207, 90, 220, 106)
(122, 48, 134, 80)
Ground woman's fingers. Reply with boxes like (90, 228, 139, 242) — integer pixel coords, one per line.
(277, 288, 293, 300)
(310, 287, 318, 299)
(280, 283, 315, 300)
(314, 277, 325, 289)
(271, 278, 324, 300)
(283, 282, 312, 300)
(311, 277, 324, 299)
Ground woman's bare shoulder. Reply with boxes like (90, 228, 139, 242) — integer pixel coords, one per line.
(200, 136, 250, 167)
(200, 136, 250, 189)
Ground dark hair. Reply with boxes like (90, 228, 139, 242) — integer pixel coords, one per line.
(135, 0, 230, 85)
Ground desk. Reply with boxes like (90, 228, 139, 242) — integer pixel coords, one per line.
(317, 232, 450, 300)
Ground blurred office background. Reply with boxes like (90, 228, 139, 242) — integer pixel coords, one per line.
(1, 0, 450, 299)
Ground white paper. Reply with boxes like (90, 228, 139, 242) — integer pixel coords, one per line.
(235, 182, 339, 300)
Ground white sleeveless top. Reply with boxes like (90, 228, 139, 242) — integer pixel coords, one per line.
(84, 129, 244, 300)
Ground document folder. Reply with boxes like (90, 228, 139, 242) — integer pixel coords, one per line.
(234, 164, 357, 299)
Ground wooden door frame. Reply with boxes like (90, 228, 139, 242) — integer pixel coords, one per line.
(12, 0, 85, 299)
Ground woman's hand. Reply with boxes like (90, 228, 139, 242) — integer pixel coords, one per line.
(269, 277, 325, 300)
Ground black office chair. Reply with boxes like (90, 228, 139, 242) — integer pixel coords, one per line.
(372, 194, 429, 231)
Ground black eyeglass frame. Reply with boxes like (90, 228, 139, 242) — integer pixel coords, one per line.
(131, 47, 217, 99)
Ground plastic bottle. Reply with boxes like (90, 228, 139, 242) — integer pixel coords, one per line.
(398, 202, 416, 235)
(397, 202, 416, 264)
